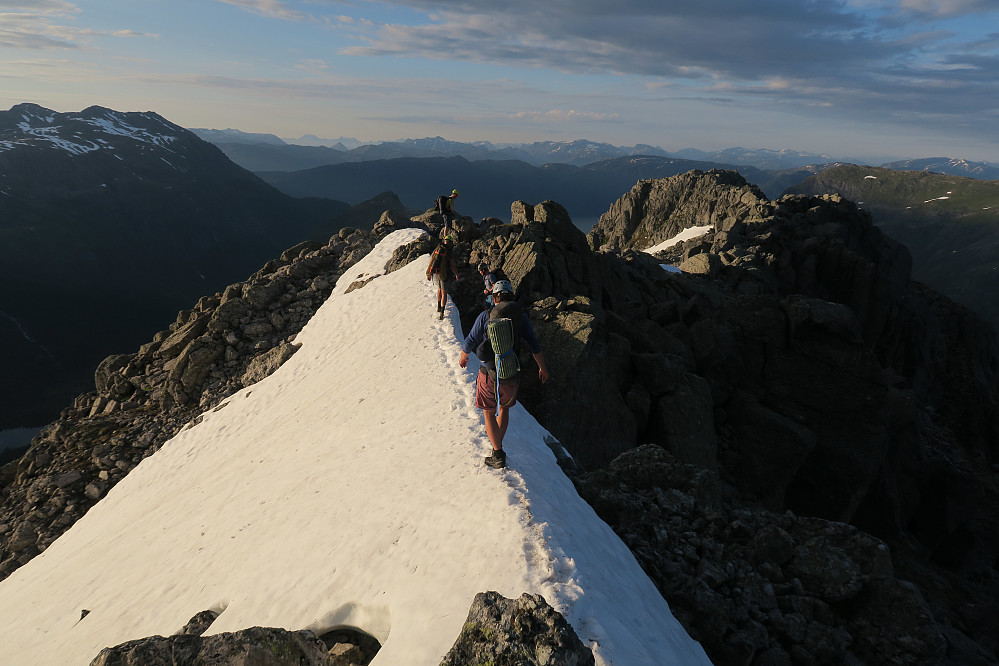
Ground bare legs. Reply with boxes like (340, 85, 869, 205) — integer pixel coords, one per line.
(483, 406, 510, 451)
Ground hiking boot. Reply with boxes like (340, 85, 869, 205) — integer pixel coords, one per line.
(438, 309, 445, 320)
(484, 449, 506, 469)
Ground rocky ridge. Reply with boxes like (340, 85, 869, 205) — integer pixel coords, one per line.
(2, 170, 998, 665)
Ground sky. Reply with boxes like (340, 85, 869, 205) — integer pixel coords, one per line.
(0, 228, 711, 665)
(1, 2, 998, 165)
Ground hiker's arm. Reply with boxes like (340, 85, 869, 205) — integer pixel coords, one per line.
(533, 351, 550, 384)
(459, 312, 489, 367)
(520, 314, 543, 355)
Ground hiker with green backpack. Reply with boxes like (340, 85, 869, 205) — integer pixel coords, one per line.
(458, 280, 550, 468)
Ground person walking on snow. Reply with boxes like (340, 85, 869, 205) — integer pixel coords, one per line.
(459, 280, 549, 468)
(427, 234, 460, 319)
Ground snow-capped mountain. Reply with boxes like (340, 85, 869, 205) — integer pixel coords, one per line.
(0, 229, 709, 665)
(0, 103, 347, 432)
(0, 103, 181, 156)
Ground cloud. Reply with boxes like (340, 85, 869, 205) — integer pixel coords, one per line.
(0, 0, 78, 10)
(895, 0, 996, 19)
(216, 0, 309, 21)
(0, 2, 80, 49)
(294, 59, 330, 72)
(113, 30, 158, 39)
(0, 1, 154, 49)
(334, 0, 999, 141)
(0, 29, 76, 49)
(510, 109, 620, 122)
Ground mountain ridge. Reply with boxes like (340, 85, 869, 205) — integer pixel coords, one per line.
(0, 103, 349, 430)
(2, 180, 998, 662)
(191, 126, 998, 177)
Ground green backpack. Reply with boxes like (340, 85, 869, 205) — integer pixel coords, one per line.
(487, 302, 521, 380)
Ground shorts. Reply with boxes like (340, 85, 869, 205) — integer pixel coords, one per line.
(432, 273, 455, 291)
(475, 368, 520, 410)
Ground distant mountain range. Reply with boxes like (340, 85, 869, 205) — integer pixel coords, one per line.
(0, 104, 349, 429)
(254, 155, 773, 227)
(190, 128, 999, 180)
(190, 129, 675, 170)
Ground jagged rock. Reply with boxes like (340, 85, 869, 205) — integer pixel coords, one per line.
(241, 343, 301, 386)
(372, 208, 427, 238)
(181, 610, 219, 637)
(588, 169, 768, 252)
(95, 355, 137, 395)
(572, 444, 954, 666)
(318, 628, 381, 666)
(385, 236, 434, 274)
(440, 591, 595, 666)
(89, 626, 334, 666)
(158, 314, 211, 361)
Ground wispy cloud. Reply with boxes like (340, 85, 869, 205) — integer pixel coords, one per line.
(0, 1, 155, 49)
(216, 0, 309, 21)
(0, 1, 80, 49)
(294, 59, 330, 72)
(510, 109, 620, 122)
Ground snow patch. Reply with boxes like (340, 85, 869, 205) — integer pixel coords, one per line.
(644, 225, 714, 255)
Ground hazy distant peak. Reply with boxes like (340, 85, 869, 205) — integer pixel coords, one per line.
(189, 127, 287, 146)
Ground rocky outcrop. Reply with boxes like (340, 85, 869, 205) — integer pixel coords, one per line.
(88, 593, 586, 666)
(440, 591, 595, 666)
(573, 445, 978, 665)
(90, 626, 346, 666)
(587, 169, 769, 252)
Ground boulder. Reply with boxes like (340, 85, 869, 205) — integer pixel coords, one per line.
(241, 343, 301, 386)
(89, 626, 334, 666)
(440, 591, 595, 666)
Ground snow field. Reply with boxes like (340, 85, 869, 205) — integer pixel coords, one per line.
(0, 228, 708, 665)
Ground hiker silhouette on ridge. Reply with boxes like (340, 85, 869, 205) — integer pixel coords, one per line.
(436, 189, 460, 238)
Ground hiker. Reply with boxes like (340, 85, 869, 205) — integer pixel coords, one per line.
(426, 234, 460, 319)
(436, 189, 460, 238)
(478, 262, 498, 309)
(458, 280, 549, 468)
